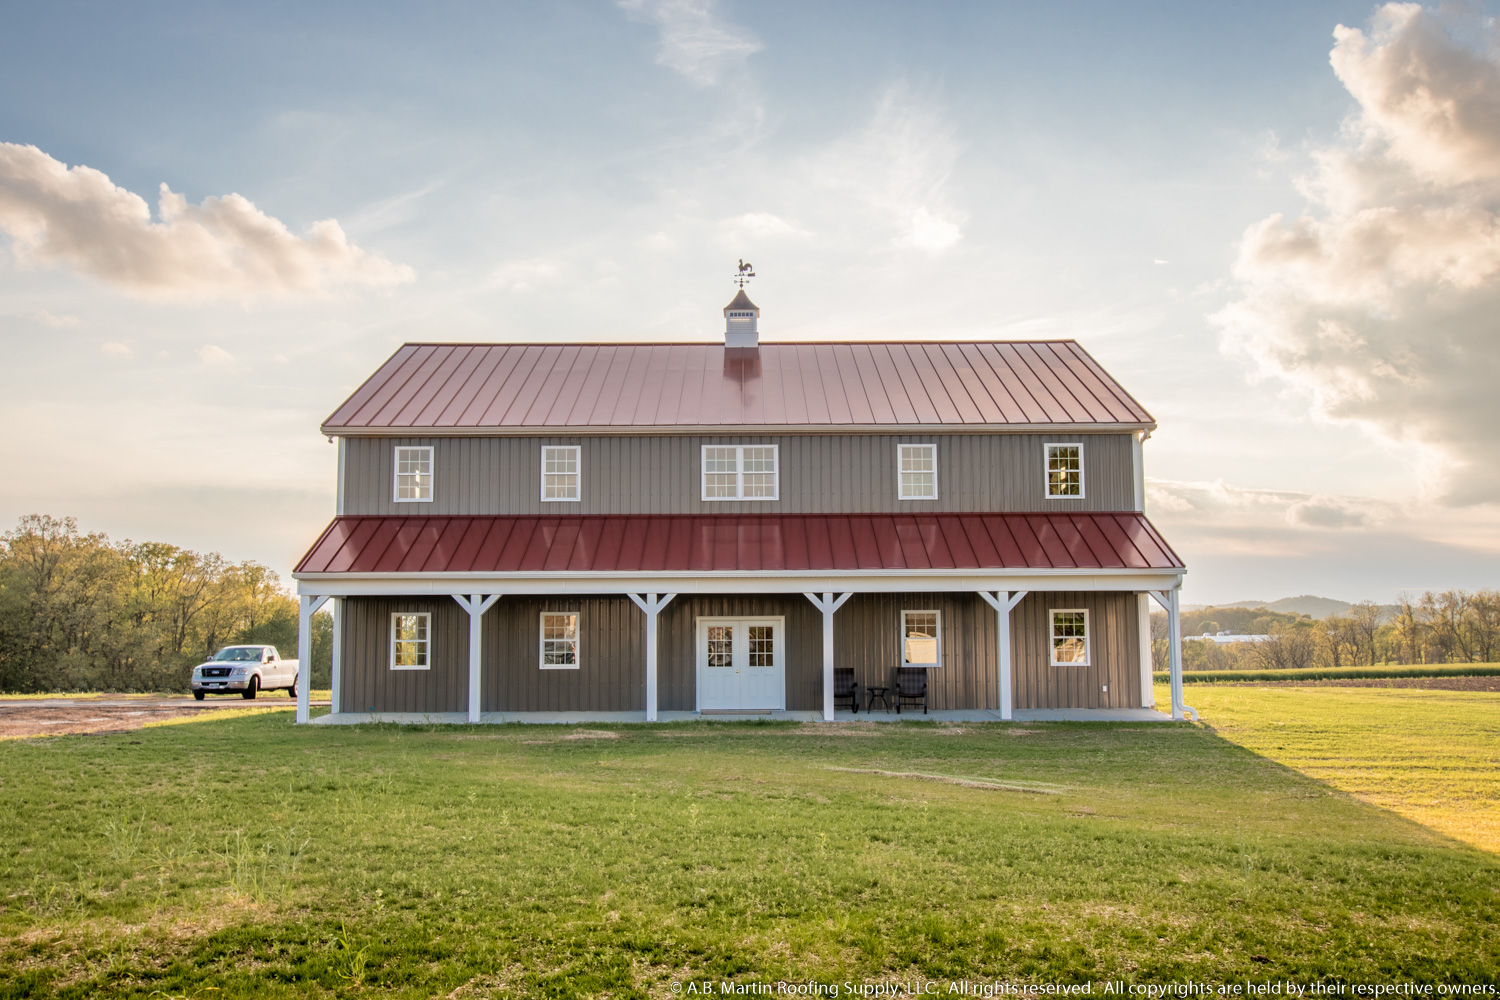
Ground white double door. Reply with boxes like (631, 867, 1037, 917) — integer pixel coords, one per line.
(696, 617, 785, 711)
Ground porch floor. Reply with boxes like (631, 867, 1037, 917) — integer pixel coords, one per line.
(310, 707, 1173, 725)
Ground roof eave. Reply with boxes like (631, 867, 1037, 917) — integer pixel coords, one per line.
(319, 421, 1158, 437)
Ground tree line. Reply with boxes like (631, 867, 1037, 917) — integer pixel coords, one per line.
(0, 515, 330, 693)
(1152, 591, 1500, 671)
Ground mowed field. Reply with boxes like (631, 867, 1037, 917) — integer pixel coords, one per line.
(0, 689, 1496, 998)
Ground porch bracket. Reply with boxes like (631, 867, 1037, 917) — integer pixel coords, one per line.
(804, 592, 854, 722)
(977, 590, 1027, 721)
(627, 593, 677, 722)
(1148, 589, 1196, 722)
(296, 594, 331, 725)
(453, 594, 502, 724)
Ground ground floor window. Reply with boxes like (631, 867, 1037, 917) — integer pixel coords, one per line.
(901, 610, 940, 667)
(540, 612, 580, 669)
(390, 612, 430, 669)
(1050, 609, 1089, 665)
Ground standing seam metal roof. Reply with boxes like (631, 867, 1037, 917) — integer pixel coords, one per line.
(322, 341, 1154, 432)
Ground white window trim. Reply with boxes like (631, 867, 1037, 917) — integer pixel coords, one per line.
(700, 444, 780, 502)
(897, 443, 939, 501)
(900, 609, 942, 668)
(1045, 442, 1085, 500)
(539, 445, 581, 503)
(539, 611, 580, 670)
(1049, 608, 1091, 667)
(389, 612, 431, 671)
(393, 445, 435, 504)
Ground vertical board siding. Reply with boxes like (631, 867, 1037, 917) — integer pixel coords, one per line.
(835, 593, 997, 711)
(340, 433, 1137, 516)
(481, 595, 644, 712)
(656, 595, 823, 711)
(1011, 591, 1142, 710)
(337, 590, 1145, 714)
(339, 596, 468, 714)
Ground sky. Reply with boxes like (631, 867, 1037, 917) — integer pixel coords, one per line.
(1, 0, 1498, 605)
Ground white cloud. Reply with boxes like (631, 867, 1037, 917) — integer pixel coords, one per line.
(718, 212, 811, 244)
(617, 0, 761, 86)
(100, 341, 132, 359)
(198, 345, 234, 367)
(1148, 478, 1398, 532)
(0, 143, 414, 301)
(811, 84, 966, 255)
(489, 258, 562, 292)
(24, 308, 79, 327)
(1214, 4, 1500, 505)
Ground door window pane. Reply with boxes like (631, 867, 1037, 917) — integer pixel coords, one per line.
(707, 625, 733, 666)
(748, 625, 774, 666)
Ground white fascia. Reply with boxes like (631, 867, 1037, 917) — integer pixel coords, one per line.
(294, 567, 1185, 597)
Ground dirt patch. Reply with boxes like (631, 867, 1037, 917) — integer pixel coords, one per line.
(0, 696, 308, 739)
(563, 730, 620, 740)
(1250, 677, 1500, 692)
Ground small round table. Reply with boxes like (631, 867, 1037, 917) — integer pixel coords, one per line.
(866, 686, 892, 713)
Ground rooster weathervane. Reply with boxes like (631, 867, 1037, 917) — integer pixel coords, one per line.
(734, 259, 755, 288)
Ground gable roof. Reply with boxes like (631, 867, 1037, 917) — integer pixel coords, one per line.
(321, 340, 1153, 436)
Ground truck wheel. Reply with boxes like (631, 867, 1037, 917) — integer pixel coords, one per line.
(242, 676, 259, 700)
(289, 676, 297, 698)
(193, 689, 205, 701)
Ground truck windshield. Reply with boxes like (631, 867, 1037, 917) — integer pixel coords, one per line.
(212, 648, 263, 662)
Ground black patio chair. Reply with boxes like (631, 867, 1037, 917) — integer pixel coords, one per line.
(895, 667, 928, 715)
(833, 667, 859, 715)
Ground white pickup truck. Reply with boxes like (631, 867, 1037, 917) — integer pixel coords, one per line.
(191, 645, 299, 700)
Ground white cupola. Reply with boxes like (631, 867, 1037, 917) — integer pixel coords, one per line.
(724, 288, 760, 348)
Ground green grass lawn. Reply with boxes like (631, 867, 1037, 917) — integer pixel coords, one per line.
(1, 691, 1497, 997)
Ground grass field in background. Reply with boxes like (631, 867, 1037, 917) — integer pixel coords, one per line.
(1155, 663, 1500, 684)
(1162, 684, 1500, 854)
(1, 691, 1496, 997)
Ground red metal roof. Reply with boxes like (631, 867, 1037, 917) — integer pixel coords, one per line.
(294, 513, 1182, 576)
(321, 342, 1154, 433)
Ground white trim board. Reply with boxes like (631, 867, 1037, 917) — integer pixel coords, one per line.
(296, 569, 1184, 597)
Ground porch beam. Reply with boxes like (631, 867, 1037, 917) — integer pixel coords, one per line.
(296, 594, 330, 725)
(1148, 589, 1196, 721)
(804, 592, 852, 722)
(627, 593, 676, 722)
(977, 590, 1027, 721)
(453, 594, 501, 724)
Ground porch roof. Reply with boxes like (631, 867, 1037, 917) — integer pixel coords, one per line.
(293, 512, 1183, 576)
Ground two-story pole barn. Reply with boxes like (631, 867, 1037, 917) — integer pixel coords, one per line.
(292, 291, 1192, 724)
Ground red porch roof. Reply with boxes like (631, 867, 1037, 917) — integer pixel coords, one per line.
(294, 513, 1183, 576)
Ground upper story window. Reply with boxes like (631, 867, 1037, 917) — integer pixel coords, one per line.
(1046, 443, 1083, 499)
(898, 443, 938, 500)
(702, 445, 778, 501)
(394, 446, 433, 503)
(390, 612, 430, 670)
(540, 612, 579, 669)
(1050, 609, 1089, 666)
(541, 445, 580, 502)
(901, 610, 940, 667)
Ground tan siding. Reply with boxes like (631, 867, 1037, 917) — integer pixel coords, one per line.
(339, 596, 468, 714)
(341, 433, 1137, 516)
(1011, 591, 1142, 710)
(482, 596, 644, 712)
(835, 593, 998, 711)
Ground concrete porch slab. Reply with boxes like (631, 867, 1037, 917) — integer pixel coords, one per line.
(311, 706, 1175, 725)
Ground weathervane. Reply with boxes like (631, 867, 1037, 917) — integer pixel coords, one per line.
(734, 259, 755, 288)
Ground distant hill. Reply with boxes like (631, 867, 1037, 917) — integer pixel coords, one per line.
(1184, 595, 1398, 621)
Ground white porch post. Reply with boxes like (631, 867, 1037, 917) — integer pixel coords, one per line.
(977, 591, 1027, 720)
(296, 594, 329, 725)
(330, 597, 342, 715)
(1148, 588, 1196, 721)
(453, 594, 502, 724)
(1136, 593, 1154, 708)
(804, 592, 853, 721)
(627, 593, 676, 722)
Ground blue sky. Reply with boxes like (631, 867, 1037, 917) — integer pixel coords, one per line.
(2, 1, 1498, 604)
